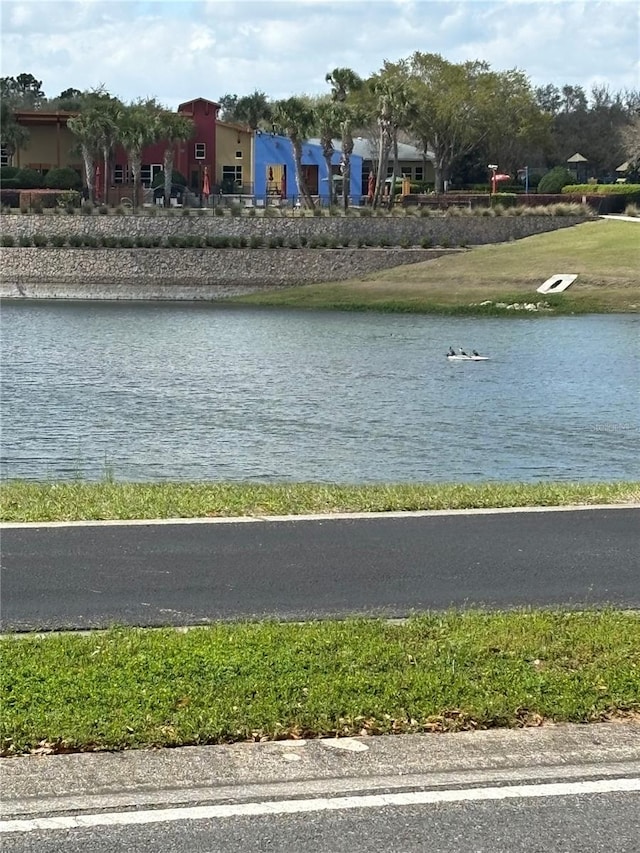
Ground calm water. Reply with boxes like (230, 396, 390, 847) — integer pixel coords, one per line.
(1, 301, 638, 483)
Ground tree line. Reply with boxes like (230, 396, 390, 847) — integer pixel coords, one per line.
(2, 58, 639, 210)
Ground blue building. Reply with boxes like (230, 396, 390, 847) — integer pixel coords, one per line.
(253, 132, 363, 205)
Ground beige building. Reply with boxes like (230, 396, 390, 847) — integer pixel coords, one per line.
(4, 111, 81, 172)
(215, 120, 253, 193)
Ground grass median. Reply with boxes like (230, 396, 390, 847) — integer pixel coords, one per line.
(2, 611, 639, 755)
(230, 220, 640, 314)
(1, 480, 638, 523)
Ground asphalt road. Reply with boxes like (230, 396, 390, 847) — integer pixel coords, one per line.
(1, 507, 638, 631)
(3, 724, 640, 852)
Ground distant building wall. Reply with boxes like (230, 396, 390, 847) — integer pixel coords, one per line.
(215, 121, 253, 193)
(253, 133, 363, 203)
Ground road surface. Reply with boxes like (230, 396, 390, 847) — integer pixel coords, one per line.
(1, 505, 638, 630)
(2, 723, 639, 852)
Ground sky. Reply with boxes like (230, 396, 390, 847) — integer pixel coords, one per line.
(0, 0, 638, 109)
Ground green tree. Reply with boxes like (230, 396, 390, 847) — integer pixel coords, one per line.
(326, 67, 363, 210)
(406, 53, 493, 193)
(480, 69, 551, 176)
(537, 166, 574, 193)
(117, 99, 162, 211)
(0, 100, 29, 164)
(314, 100, 341, 205)
(0, 73, 45, 109)
(272, 97, 317, 208)
(67, 110, 101, 202)
(155, 111, 194, 207)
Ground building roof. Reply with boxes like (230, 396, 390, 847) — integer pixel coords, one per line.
(307, 137, 434, 162)
(567, 152, 588, 163)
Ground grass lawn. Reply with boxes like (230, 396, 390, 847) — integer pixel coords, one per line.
(2, 611, 639, 755)
(1, 481, 638, 522)
(230, 220, 640, 314)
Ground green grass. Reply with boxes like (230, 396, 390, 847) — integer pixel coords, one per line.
(2, 612, 638, 755)
(1, 481, 637, 522)
(230, 220, 640, 314)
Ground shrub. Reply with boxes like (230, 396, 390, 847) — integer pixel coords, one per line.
(68, 234, 83, 247)
(101, 236, 118, 248)
(32, 200, 44, 214)
(421, 237, 432, 249)
(300, 235, 308, 247)
(20, 206, 29, 215)
(32, 233, 48, 247)
(81, 202, 94, 215)
(359, 207, 373, 217)
(0, 189, 20, 208)
(118, 236, 134, 248)
(44, 167, 82, 191)
(247, 207, 256, 217)
(18, 235, 32, 246)
(229, 203, 243, 216)
(57, 190, 81, 210)
(238, 236, 248, 248)
(98, 204, 108, 215)
(312, 207, 322, 217)
(537, 167, 574, 194)
(181, 207, 191, 217)
(82, 235, 98, 248)
(13, 168, 44, 189)
(1, 235, 15, 246)
(114, 205, 125, 215)
(50, 235, 66, 247)
(249, 235, 263, 248)
(213, 206, 225, 216)
(0, 166, 19, 181)
(0, 178, 20, 189)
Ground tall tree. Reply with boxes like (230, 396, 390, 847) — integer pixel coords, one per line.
(155, 110, 194, 207)
(314, 99, 341, 205)
(117, 99, 162, 211)
(272, 97, 316, 208)
(0, 100, 29, 163)
(0, 73, 45, 109)
(67, 110, 101, 202)
(406, 53, 493, 192)
(326, 67, 363, 210)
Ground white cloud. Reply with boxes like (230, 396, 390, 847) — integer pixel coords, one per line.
(1, 0, 637, 107)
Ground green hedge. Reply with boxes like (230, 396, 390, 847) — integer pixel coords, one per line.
(562, 184, 640, 195)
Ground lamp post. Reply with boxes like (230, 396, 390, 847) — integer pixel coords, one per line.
(488, 164, 498, 195)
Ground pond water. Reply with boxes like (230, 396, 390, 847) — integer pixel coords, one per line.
(1, 300, 638, 483)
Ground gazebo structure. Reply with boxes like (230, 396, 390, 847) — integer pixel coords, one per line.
(566, 152, 589, 183)
(615, 161, 630, 183)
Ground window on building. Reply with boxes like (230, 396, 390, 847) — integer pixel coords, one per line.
(140, 164, 162, 187)
(114, 164, 129, 184)
(386, 165, 394, 177)
(222, 164, 242, 187)
(1, 145, 11, 167)
(235, 150, 243, 159)
(414, 166, 424, 182)
(195, 142, 206, 159)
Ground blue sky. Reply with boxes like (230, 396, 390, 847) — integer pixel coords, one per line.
(1, 0, 638, 108)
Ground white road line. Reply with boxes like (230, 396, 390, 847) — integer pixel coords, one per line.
(2, 777, 639, 833)
(1, 503, 637, 529)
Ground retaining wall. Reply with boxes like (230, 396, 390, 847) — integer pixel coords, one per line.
(0, 214, 590, 300)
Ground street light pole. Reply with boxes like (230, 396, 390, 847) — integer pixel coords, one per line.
(488, 164, 498, 197)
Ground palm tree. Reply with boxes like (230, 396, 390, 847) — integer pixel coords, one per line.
(117, 100, 161, 211)
(272, 97, 316, 209)
(326, 68, 363, 210)
(67, 111, 100, 202)
(155, 111, 194, 207)
(235, 90, 272, 130)
(0, 101, 29, 165)
(315, 100, 341, 206)
(89, 94, 123, 204)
